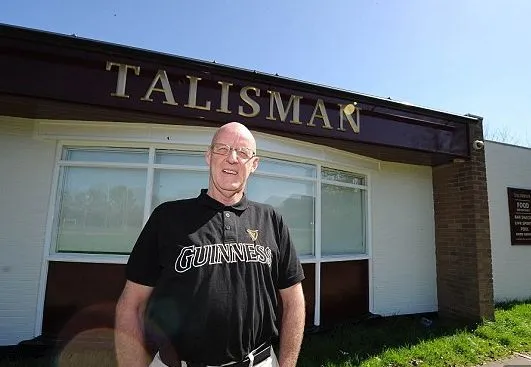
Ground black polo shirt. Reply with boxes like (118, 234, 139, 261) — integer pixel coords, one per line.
(126, 189, 304, 364)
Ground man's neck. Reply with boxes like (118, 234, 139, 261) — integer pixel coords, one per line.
(206, 189, 243, 207)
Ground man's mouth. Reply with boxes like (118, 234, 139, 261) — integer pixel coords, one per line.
(222, 169, 237, 175)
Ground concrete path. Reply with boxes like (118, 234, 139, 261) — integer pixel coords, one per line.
(478, 352, 531, 366)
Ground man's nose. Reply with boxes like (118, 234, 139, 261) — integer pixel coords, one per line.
(226, 148, 238, 163)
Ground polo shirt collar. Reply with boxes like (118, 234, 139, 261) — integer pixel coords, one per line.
(198, 189, 249, 212)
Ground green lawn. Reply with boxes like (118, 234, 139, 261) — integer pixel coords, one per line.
(300, 300, 531, 366)
(1, 300, 530, 367)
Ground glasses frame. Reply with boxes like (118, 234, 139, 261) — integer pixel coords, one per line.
(210, 143, 256, 161)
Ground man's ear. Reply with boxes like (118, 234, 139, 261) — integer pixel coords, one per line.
(250, 156, 259, 173)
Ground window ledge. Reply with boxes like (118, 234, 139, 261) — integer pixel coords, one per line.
(48, 253, 129, 264)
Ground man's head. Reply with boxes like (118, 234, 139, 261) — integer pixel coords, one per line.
(205, 122, 259, 205)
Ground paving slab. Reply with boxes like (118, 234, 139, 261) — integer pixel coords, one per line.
(478, 353, 531, 367)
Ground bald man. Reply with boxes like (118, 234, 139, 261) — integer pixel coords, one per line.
(115, 122, 305, 367)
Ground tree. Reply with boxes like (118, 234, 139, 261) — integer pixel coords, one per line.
(483, 123, 530, 147)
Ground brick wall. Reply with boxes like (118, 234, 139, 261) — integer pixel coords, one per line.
(432, 120, 494, 322)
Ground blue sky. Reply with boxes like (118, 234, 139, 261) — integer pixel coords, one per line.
(2, 0, 530, 146)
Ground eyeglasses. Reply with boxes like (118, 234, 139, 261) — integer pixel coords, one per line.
(210, 143, 256, 161)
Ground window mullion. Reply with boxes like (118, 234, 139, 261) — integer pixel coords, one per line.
(253, 171, 316, 182)
(364, 187, 369, 256)
(314, 164, 322, 327)
(51, 165, 67, 255)
(153, 165, 209, 172)
(320, 179, 367, 190)
(58, 161, 148, 169)
(144, 147, 155, 223)
(36, 142, 65, 335)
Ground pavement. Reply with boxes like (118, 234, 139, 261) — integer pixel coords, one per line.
(478, 352, 531, 366)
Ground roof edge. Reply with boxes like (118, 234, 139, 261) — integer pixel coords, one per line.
(1, 22, 479, 124)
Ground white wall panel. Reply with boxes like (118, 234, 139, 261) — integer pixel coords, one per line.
(485, 141, 531, 302)
(371, 162, 437, 316)
(0, 116, 56, 345)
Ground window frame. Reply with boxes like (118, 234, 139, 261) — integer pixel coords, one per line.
(49, 144, 368, 263)
(47, 141, 371, 262)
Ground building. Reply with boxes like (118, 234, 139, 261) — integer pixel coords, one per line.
(485, 141, 531, 303)
(0, 24, 499, 346)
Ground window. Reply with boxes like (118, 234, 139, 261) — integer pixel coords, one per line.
(52, 147, 367, 258)
(248, 159, 316, 256)
(53, 147, 208, 254)
(153, 150, 208, 209)
(321, 168, 366, 255)
(249, 159, 367, 258)
(54, 148, 148, 254)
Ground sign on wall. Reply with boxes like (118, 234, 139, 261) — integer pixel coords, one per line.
(0, 30, 472, 160)
(507, 187, 531, 245)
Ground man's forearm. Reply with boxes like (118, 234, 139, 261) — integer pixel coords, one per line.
(278, 286, 305, 367)
(115, 302, 151, 367)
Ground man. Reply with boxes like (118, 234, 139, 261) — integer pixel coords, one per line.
(115, 122, 306, 367)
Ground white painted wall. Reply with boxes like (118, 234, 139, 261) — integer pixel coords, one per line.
(485, 141, 531, 302)
(371, 162, 437, 316)
(0, 116, 56, 345)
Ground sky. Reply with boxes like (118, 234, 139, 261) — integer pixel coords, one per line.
(1, 0, 530, 146)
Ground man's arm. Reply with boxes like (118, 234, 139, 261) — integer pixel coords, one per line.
(115, 280, 154, 367)
(278, 282, 305, 367)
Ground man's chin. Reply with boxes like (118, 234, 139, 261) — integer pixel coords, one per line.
(218, 181, 243, 191)
(224, 186, 246, 196)
(224, 186, 243, 194)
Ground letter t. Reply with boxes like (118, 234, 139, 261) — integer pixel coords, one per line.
(105, 61, 140, 98)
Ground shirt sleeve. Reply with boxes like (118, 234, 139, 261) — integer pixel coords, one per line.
(126, 205, 162, 287)
(274, 210, 305, 289)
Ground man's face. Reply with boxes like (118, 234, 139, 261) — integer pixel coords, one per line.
(205, 125, 259, 201)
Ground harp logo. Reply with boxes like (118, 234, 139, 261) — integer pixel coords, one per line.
(246, 229, 259, 241)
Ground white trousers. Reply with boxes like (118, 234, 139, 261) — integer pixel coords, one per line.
(149, 348, 279, 367)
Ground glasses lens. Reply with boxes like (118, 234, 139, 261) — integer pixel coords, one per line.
(212, 144, 254, 160)
(212, 144, 230, 155)
(237, 148, 254, 160)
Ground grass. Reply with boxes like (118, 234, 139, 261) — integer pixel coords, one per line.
(300, 299, 531, 367)
(1, 300, 530, 367)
